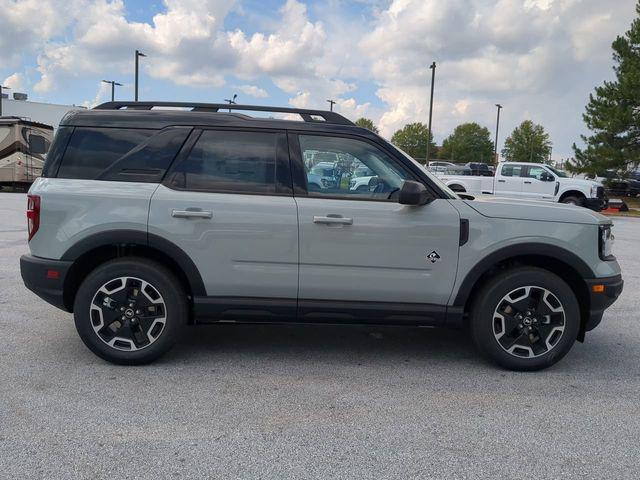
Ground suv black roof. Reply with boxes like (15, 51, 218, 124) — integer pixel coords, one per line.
(60, 102, 366, 136)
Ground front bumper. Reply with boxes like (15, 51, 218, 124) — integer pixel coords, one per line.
(584, 197, 608, 212)
(20, 254, 73, 312)
(584, 275, 624, 331)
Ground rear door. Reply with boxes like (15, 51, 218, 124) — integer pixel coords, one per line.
(495, 164, 524, 197)
(148, 128, 299, 319)
(521, 165, 556, 201)
(291, 133, 460, 323)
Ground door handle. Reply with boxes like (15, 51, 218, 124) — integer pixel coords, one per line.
(171, 209, 213, 219)
(524, 181, 532, 184)
(497, 179, 506, 183)
(313, 215, 353, 225)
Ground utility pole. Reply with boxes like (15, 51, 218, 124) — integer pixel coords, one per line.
(224, 94, 238, 113)
(0, 85, 9, 117)
(494, 104, 503, 163)
(134, 50, 146, 101)
(327, 99, 336, 112)
(102, 80, 123, 102)
(425, 62, 436, 165)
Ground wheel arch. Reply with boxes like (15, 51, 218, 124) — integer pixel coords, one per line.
(453, 243, 594, 339)
(61, 230, 205, 313)
(558, 189, 587, 202)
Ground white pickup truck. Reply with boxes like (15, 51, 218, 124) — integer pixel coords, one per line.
(435, 162, 607, 211)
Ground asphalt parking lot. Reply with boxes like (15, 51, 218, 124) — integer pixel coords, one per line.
(1, 192, 639, 480)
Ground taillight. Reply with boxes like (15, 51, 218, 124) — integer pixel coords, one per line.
(27, 194, 40, 241)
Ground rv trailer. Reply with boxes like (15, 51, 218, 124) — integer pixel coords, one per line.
(0, 117, 52, 191)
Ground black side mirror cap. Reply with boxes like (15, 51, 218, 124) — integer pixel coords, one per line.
(398, 180, 434, 206)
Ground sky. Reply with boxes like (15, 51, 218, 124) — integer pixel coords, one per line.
(0, 0, 637, 158)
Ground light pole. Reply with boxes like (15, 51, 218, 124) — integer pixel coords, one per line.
(327, 99, 336, 112)
(0, 85, 9, 117)
(102, 80, 123, 102)
(224, 93, 237, 112)
(134, 50, 146, 101)
(494, 104, 503, 163)
(425, 62, 436, 165)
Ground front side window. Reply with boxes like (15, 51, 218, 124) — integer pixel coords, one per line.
(169, 130, 277, 194)
(299, 135, 410, 201)
(525, 166, 548, 180)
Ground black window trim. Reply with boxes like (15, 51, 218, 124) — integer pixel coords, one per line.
(287, 130, 442, 203)
(162, 126, 293, 197)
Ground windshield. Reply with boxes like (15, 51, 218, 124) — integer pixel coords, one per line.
(390, 144, 458, 199)
(547, 166, 568, 178)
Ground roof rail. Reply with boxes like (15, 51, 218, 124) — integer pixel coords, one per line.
(94, 101, 354, 126)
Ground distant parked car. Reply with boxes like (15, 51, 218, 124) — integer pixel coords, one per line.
(588, 170, 640, 197)
(465, 162, 493, 176)
(427, 161, 456, 173)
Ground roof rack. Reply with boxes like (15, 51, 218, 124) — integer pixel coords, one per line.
(94, 102, 354, 126)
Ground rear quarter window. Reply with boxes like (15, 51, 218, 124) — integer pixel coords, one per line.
(55, 127, 190, 182)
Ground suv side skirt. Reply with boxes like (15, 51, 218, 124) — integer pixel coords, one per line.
(193, 296, 464, 327)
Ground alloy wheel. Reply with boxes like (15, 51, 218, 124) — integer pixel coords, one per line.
(492, 286, 566, 358)
(89, 276, 167, 351)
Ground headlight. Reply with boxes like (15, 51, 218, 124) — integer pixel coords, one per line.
(599, 225, 615, 260)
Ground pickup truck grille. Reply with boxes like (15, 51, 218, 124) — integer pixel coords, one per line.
(596, 186, 605, 198)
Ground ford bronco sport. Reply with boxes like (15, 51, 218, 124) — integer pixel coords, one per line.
(20, 102, 623, 370)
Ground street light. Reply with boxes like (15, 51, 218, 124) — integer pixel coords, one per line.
(327, 99, 336, 112)
(102, 80, 123, 102)
(134, 50, 146, 101)
(0, 85, 9, 117)
(494, 104, 503, 163)
(425, 62, 436, 165)
(224, 93, 237, 112)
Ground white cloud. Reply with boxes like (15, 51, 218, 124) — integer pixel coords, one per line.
(2, 73, 26, 91)
(237, 84, 269, 98)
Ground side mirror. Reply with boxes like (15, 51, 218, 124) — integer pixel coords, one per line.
(540, 172, 554, 182)
(398, 180, 433, 206)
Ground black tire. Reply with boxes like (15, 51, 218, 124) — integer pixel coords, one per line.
(73, 257, 187, 365)
(470, 267, 580, 371)
(560, 195, 583, 206)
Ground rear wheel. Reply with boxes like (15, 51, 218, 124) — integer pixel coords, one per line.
(73, 257, 187, 365)
(470, 267, 580, 371)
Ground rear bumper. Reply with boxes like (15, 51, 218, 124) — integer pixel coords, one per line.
(584, 197, 608, 212)
(20, 254, 72, 312)
(584, 275, 624, 331)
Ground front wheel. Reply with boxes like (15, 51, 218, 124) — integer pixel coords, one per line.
(560, 195, 583, 206)
(470, 267, 580, 371)
(73, 257, 187, 365)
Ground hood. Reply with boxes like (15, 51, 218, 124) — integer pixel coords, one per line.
(464, 196, 611, 225)
(560, 177, 602, 188)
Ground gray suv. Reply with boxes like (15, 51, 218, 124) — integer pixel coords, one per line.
(20, 102, 623, 370)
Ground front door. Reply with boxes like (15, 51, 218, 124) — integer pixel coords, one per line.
(148, 129, 298, 319)
(521, 165, 557, 201)
(292, 133, 460, 323)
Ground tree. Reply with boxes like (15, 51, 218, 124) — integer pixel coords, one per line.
(501, 120, 552, 163)
(570, 2, 640, 175)
(438, 122, 494, 163)
(355, 117, 379, 134)
(390, 122, 436, 160)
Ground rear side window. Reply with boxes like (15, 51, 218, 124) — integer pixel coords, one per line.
(501, 165, 523, 177)
(168, 130, 277, 194)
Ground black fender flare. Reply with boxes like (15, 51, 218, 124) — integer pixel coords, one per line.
(61, 229, 206, 297)
(452, 242, 595, 307)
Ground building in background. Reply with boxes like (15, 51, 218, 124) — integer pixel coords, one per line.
(1, 92, 85, 130)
